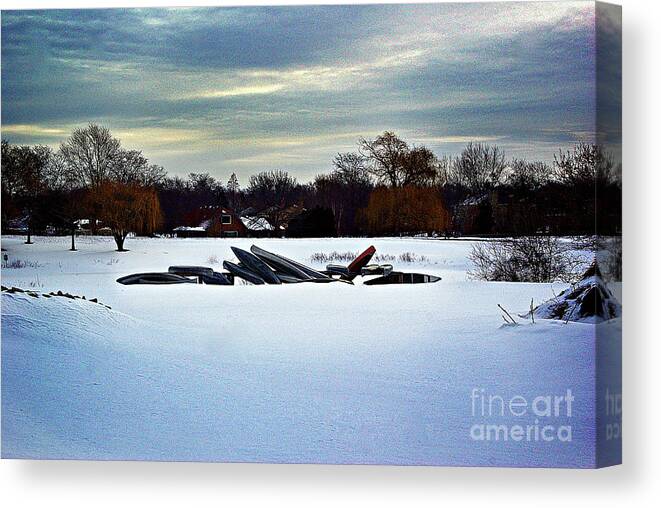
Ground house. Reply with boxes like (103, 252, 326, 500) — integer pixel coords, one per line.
(73, 219, 113, 236)
(173, 206, 274, 238)
(454, 190, 543, 236)
(454, 195, 491, 235)
(172, 225, 207, 238)
(4, 216, 29, 235)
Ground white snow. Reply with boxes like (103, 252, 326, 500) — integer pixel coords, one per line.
(240, 215, 274, 231)
(172, 226, 206, 232)
(1, 235, 620, 466)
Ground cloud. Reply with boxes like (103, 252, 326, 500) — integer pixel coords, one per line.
(1, 124, 69, 138)
(1, 2, 603, 180)
(177, 84, 286, 100)
(412, 135, 507, 145)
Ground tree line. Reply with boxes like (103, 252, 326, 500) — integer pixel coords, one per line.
(2, 125, 621, 251)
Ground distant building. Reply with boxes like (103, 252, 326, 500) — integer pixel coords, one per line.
(454, 195, 491, 235)
(172, 206, 274, 238)
(5, 216, 29, 234)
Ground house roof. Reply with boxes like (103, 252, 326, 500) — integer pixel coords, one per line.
(240, 216, 274, 231)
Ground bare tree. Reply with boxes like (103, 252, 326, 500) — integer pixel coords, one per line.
(247, 170, 299, 230)
(399, 146, 439, 186)
(450, 142, 506, 194)
(108, 149, 167, 187)
(506, 159, 550, 190)
(553, 143, 614, 187)
(333, 152, 369, 183)
(358, 131, 409, 187)
(60, 124, 121, 188)
(110, 149, 148, 184)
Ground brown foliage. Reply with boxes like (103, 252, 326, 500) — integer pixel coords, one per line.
(92, 182, 162, 250)
(362, 186, 450, 235)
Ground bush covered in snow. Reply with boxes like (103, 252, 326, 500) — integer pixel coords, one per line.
(531, 262, 621, 322)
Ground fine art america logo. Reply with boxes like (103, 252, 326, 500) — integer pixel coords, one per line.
(470, 388, 574, 443)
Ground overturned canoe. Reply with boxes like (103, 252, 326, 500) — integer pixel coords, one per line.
(117, 272, 196, 285)
(363, 272, 441, 285)
(250, 245, 329, 281)
(169, 265, 233, 285)
(168, 266, 214, 277)
(231, 247, 281, 284)
(199, 272, 234, 285)
(223, 260, 266, 285)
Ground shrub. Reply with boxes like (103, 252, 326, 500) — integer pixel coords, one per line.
(309, 251, 424, 264)
(468, 236, 582, 282)
(1, 258, 41, 269)
(598, 236, 622, 282)
(398, 252, 428, 263)
(310, 251, 358, 264)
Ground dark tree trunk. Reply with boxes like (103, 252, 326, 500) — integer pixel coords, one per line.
(113, 232, 127, 252)
(70, 227, 77, 251)
(25, 226, 33, 244)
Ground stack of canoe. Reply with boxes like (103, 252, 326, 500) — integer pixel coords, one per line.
(116, 245, 440, 286)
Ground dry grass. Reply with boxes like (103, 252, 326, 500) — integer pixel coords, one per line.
(1, 258, 42, 269)
(309, 251, 427, 264)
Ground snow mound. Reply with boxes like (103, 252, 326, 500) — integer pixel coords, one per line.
(1, 290, 133, 346)
(532, 262, 621, 323)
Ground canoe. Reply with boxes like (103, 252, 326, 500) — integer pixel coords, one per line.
(363, 272, 441, 285)
(117, 272, 196, 285)
(168, 266, 214, 277)
(231, 247, 281, 284)
(222, 260, 266, 285)
(199, 271, 234, 285)
(346, 245, 376, 278)
(250, 245, 324, 280)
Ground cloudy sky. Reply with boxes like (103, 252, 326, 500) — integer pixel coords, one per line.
(1, 2, 608, 182)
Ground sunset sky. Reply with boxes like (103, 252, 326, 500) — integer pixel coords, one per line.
(1, 2, 614, 182)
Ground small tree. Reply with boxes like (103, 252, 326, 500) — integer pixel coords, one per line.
(2, 144, 51, 244)
(227, 172, 240, 209)
(94, 182, 161, 251)
(45, 150, 86, 251)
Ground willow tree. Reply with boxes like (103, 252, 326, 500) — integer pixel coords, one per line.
(94, 182, 161, 251)
(363, 186, 450, 236)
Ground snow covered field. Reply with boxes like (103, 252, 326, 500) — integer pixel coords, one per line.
(1, 235, 620, 467)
